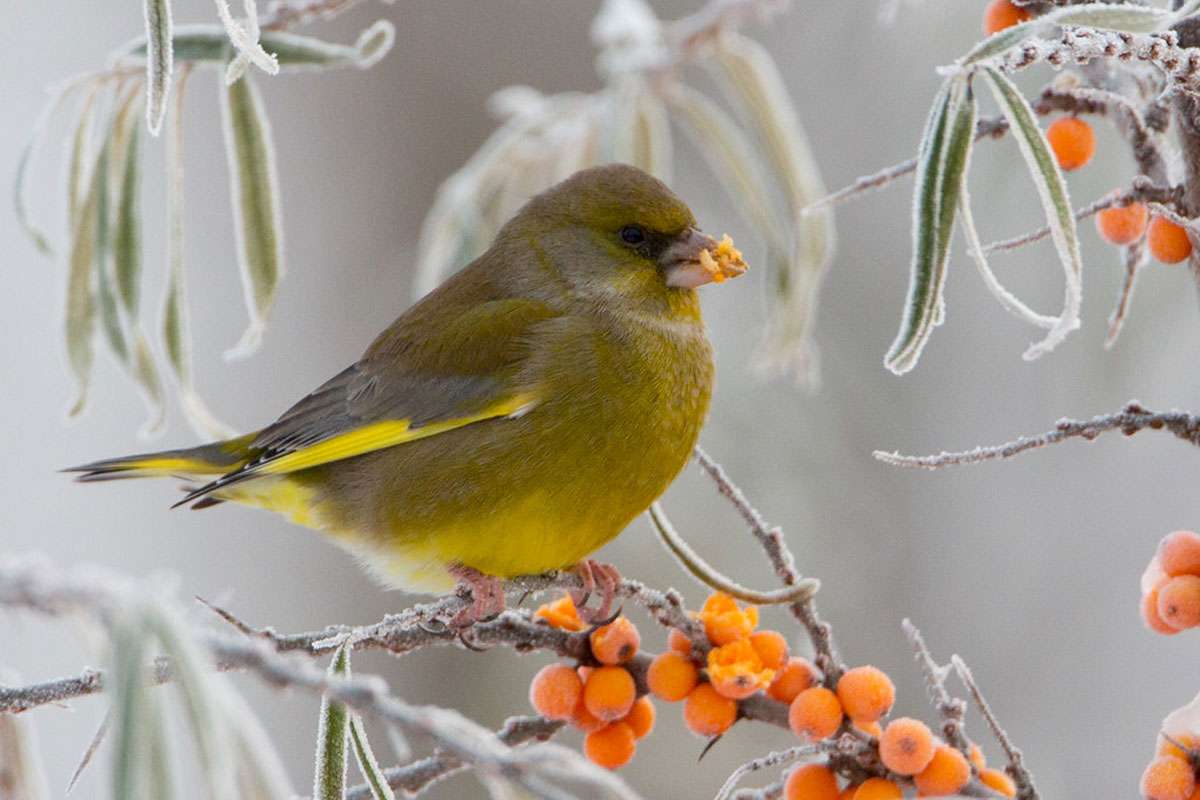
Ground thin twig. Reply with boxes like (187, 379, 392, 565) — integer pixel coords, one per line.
(714, 745, 826, 800)
(873, 401, 1200, 469)
(1105, 239, 1147, 349)
(902, 620, 970, 753)
(952, 655, 1039, 800)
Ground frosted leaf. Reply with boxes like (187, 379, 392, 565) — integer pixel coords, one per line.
(591, 0, 661, 51)
(1142, 554, 1167, 595)
(1163, 692, 1200, 739)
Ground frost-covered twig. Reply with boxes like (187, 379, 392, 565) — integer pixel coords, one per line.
(952, 655, 1039, 800)
(1105, 238, 1147, 348)
(902, 619, 970, 753)
(874, 401, 1200, 469)
(714, 745, 828, 800)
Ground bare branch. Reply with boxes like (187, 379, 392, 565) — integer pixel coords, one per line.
(1105, 239, 1147, 349)
(874, 401, 1200, 469)
(952, 656, 1039, 800)
(902, 620, 970, 753)
(714, 745, 827, 800)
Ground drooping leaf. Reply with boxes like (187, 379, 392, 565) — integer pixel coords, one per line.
(213, 0, 279, 80)
(631, 88, 672, 182)
(219, 71, 283, 360)
(313, 644, 351, 800)
(981, 66, 1082, 361)
(0, 709, 51, 800)
(884, 76, 975, 375)
(143, 0, 174, 134)
(109, 610, 151, 800)
(349, 715, 397, 800)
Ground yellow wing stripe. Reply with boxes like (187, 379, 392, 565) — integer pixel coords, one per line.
(255, 393, 537, 476)
(111, 457, 233, 476)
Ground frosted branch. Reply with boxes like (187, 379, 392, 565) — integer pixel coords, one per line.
(952, 656, 1039, 800)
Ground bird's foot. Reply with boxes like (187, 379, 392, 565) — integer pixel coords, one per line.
(447, 565, 506, 630)
(569, 560, 622, 624)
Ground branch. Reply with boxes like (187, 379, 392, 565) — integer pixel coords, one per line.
(952, 656, 1039, 800)
(873, 401, 1200, 469)
(902, 620, 970, 753)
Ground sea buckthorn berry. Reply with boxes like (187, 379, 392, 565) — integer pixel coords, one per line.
(1096, 202, 1149, 246)
(853, 778, 903, 800)
(590, 617, 640, 665)
(983, 0, 1031, 35)
(583, 666, 636, 721)
(749, 630, 789, 671)
(836, 666, 896, 723)
(1158, 733, 1200, 761)
(783, 763, 840, 800)
(854, 719, 883, 739)
(708, 639, 776, 700)
(980, 767, 1016, 797)
(769, 657, 818, 704)
(1161, 531, 1200, 577)
(668, 627, 693, 655)
(646, 651, 699, 702)
(624, 696, 655, 739)
(878, 717, 936, 775)
(528, 664, 583, 721)
(535, 595, 584, 631)
(683, 682, 738, 737)
(789, 686, 844, 741)
(1045, 117, 1095, 171)
(700, 592, 760, 645)
(584, 722, 636, 770)
(571, 697, 606, 732)
(914, 745, 971, 796)
(1144, 588, 1182, 636)
(968, 742, 987, 770)
(1141, 755, 1196, 800)
(1157, 575, 1200, 630)
(839, 787, 858, 800)
(1149, 217, 1194, 264)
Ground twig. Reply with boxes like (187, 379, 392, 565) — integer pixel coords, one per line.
(692, 447, 842, 682)
(1105, 239, 1147, 349)
(901, 620, 970, 753)
(714, 745, 827, 800)
(952, 655, 1039, 800)
(259, 0, 373, 30)
(873, 401, 1200, 469)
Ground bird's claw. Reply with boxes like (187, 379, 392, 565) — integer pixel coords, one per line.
(570, 560, 622, 624)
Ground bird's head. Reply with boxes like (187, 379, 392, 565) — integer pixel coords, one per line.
(500, 164, 746, 310)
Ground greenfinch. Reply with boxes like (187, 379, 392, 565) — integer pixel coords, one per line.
(69, 164, 747, 624)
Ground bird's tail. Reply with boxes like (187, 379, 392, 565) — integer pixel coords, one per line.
(65, 433, 258, 483)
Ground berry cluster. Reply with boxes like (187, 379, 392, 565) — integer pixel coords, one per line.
(1142, 735, 1200, 800)
(1141, 531, 1200, 635)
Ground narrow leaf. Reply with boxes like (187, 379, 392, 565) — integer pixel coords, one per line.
(14, 84, 79, 257)
(982, 67, 1082, 360)
(314, 645, 351, 800)
(64, 102, 105, 417)
(219, 71, 283, 360)
(349, 716, 396, 800)
(116, 23, 395, 70)
(109, 611, 150, 800)
(223, 689, 295, 800)
(143, 0, 174, 135)
(0, 709, 50, 800)
(213, 0, 279, 79)
(631, 89, 672, 182)
(885, 77, 974, 375)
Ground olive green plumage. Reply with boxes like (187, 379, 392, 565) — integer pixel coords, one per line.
(71, 164, 730, 593)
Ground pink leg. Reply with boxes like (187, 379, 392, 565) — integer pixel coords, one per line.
(448, 565, 506, 629)
(570, 560, 623, 623)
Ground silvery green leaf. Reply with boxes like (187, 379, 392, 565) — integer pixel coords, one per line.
(65, 104, 104, 417)
(213, 0, 279, 78)
(349, 716, 396, 800)
(885, 76, 974, 375)
(314, 644, 351, 800)
(632, 87, 671, 181)
(220, 71, 283, 360)
(957, 17, 1046, 66)
(109, 610, 151, 800)
(1045, 3, 1173, 33)
(222, 689, 294, 800)
(13, 81, 86, 256)
(982, 67, 1082, 360)
(0, 705, 50, 800)
(143, 0, 173, 134)
(67, 88, 101, 229)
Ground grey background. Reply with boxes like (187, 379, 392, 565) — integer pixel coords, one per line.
(4, 1, 1199, 797)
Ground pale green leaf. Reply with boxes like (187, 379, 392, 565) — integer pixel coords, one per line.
(314, 644, 352, 800)
(350, 716, 396, 800)
(143, 0, 173, 134)
(220, 71, 283, 360)
(64, 108, 104, 417)
(109, 611, 150, 800)
(981, 67, 1082, 360)
(0, 710, 50, 800)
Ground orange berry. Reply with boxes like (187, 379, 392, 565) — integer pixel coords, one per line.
(708, 639, 776, 700)
(624, 695, 655, 739)
(571, 697, 607, 732)
(749, 630, 790, 671)
(583, 666, 636, 722)
(646, 651, 699, 702)
(769, 657, 818, 704)
(700, 593, 760, 645)
(836, 666, 895, 723)
(528, 664, 583, 721)
(1159, 733, 1200, 761)
(1142, 755, 1196, 800)
(1161, 531, 1200, 577)
(878, 717, 936, 775)
(668, 627, 693, 655)
(683, 682, 737, 737)
(535, 594, 584, 631)
(1149, 217, 1194, 264)
(854, 719, 883, 739)
(590, 617, 640, 665)
(979, 767, 1016, 797)
(1096, 202, 1149, 246)
(788, 687, 844, 741)
(1145, 588, 1183, 636)
(784, 763, 840, 800)
(1045, 117, 1095, 171)
(852, 778, 903, 800)
(1158, 575, 1200, 630)
(914, 745, 971, 796)
(584, 722, 636, 770)
(968, 742, 987, 770)
(983, 0, 1031, 35)
(840, 787, 858, 800)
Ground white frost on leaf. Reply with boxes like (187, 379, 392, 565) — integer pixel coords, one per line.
(1142, 554, 1167, 596)
(1163, 692, 1200, 740)
(214, 0, 280, 83)
(591, 0, 668, 77)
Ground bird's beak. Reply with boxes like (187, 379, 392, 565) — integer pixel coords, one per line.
(661, 228, 748, 289)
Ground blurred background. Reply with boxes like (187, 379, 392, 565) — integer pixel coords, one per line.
(4, 1, 1200, 797)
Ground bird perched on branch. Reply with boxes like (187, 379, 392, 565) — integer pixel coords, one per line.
(68, 164, 747, 627)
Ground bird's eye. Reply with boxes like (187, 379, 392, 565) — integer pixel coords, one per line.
(619, 225, 646, 245)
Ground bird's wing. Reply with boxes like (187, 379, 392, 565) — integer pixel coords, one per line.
(176, 296, 559, 505)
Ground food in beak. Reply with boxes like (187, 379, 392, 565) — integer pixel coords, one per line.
(698, 235, 747, 283)
(663, 230, 749, 289)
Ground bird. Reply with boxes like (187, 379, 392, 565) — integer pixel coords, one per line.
(67, 164, 747, 627)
